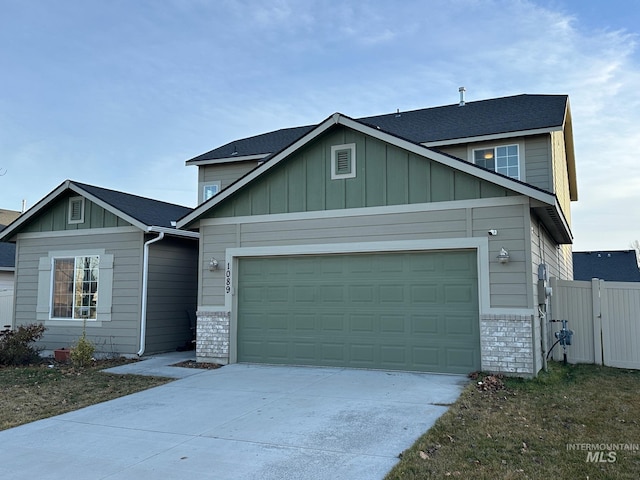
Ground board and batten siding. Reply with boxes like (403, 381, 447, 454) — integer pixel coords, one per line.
(209, 126, 515, 218)
(145, 236, 198, 353)
(21, 193, 132, 233)
(14, 229, 144, 354)
(199, 198, 531, 311)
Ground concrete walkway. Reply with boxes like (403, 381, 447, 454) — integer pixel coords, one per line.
(0, 353, 467, 480)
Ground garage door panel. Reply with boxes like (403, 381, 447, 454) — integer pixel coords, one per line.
(380, 315, 406, 334)
(446, 348, 479, 370)
(380, 285, 404, 303)
(293, 342, 317, 361)
(238, 251, 480, 373)
(349, 314, 375, 333)
(381, 349, 407, 366)
(350, 344, 375, 364)
(445, 314, 478, 335)
(443, 283, 476, 304)
(412, 315, 439, 335)
(412, 346, 440, 368)
(349, 285, 374, 302)
(320, 314, 346, 332)
(320, 285, 344, 302)
(293, 285, 316, 303)
(410, 285, 439, 303)
(320, 343, 346, 363)
(293, 314, 316, 332)
(266, 286, 289, 303)
(266, 342, 289, 360)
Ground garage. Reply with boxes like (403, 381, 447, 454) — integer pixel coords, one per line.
(237, 250, 480, 374)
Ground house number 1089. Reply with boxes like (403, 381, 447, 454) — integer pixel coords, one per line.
(225, 263, 231, 293)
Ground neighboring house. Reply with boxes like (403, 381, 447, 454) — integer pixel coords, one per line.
(573, 251, 640, 282)
(0, 210, 21, 327)
(0, 180, 199, 356)
(177, 93, 578, 376)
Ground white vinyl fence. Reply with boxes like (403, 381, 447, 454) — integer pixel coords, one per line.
(549, 278, 640, 369)
(0, 289, 14, 328)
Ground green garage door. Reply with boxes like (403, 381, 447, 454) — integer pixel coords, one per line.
(237, 250, 480, 374)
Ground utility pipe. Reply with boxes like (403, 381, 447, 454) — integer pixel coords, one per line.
(137, 231, 165, 356)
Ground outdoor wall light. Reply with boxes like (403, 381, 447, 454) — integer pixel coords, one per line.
(497, 247, 510, 264)
(209, 258, 219, 271)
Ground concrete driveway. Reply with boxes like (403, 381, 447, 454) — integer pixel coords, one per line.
(0, 353, 467, 480)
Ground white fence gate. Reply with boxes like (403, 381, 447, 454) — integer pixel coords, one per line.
(549, 278, 640, 369)
(0, 289, 14, 328)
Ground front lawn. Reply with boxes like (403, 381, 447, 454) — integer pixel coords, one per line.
(0, 358, 171, 431)
(386, 362, 640, 479)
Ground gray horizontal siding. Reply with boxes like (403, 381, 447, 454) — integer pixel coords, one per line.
(198, 161, 259, 203)
(201, 200, 531, 310)
(14, 230, 144, 355)
(145, 236, 198, 354)
(524, 135, 551, 192)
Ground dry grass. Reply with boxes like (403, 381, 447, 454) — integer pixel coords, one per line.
(0, 358, 172, 431)
(386, 362, 640, 480)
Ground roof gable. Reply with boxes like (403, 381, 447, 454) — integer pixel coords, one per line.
(0, 180, 195, 242)
(178, 113, 566, 237)
(207, 124, 517, 219)
(573, 251, 640, 282)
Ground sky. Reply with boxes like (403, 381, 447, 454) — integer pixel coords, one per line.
(0, 0, 639, 251)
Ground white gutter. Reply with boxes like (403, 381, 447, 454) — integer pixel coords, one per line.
(137, 231, 165, 356)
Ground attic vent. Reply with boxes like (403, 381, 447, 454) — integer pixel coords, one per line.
(330, 143, 356, 179)
(68, 196, 85, 224)
(336, 150, 351, 174)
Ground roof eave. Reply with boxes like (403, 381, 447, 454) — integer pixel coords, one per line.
(531, 197, 573, 244)
(185, 153, 269, 166)
(422, 126, 562, 147)
(563, 102, 578, 201)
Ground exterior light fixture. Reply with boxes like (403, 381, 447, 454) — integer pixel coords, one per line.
(497, 247, 510, 264)
(209, 258, 219, 271)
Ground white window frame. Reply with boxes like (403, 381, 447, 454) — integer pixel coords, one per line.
(68, 196, 85, 224)
(331, 143, 356, 179)
(471, 143, 521, 180)
(50, 255, 100, 320)
(36, 249, 113, 325)
(203, 181, 222, 201)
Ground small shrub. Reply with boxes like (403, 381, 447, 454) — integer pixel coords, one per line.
(70, 331, 95, 368)
(0, 323, 46, 365)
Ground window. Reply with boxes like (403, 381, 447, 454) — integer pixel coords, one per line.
(331, 143, 356, 179)
(37, 250, 113, 324)
(51, 256, 99, 320)
(473, 144, 520, 179)
(68, 197, 85, 224)
(203, 182, 221, 201)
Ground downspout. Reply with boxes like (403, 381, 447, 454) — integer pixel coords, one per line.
(138, 231, 165, 356)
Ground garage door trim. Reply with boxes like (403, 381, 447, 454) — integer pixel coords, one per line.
(224, 238, 493, 365)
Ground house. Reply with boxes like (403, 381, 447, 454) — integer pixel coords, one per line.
(573, 251, 640, 282)
(0, 180, 199, 356)
(0, 209, 21, 327)
(177, 93, 578, 376)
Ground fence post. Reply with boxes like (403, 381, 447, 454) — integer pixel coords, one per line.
(591, 278, 603, 365)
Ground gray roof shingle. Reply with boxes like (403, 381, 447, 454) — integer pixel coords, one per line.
(573, 251, 640, 282)
(187, 94, 568, 164)
(73, 182, 193, 228)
